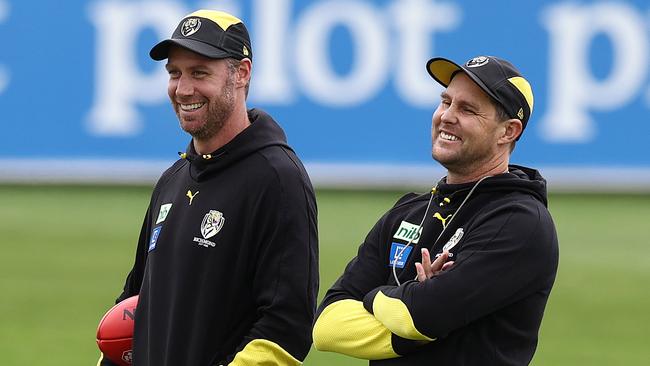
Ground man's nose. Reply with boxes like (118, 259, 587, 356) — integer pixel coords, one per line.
(175, 75, 194, 97)
(439, 105, 458, 125)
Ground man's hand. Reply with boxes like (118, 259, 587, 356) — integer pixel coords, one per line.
(415, 249, 454, 282)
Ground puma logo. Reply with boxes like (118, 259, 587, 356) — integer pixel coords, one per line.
(433, 212, 452, 228)
(186, 190, 199, 205)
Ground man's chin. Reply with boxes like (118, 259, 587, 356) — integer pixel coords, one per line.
(180, 120, 203, 134)
(432, 152, 462, 170)
(432, 147, 457, 163)
(185, 129, 211, 140)
(181, 123, 222, 142)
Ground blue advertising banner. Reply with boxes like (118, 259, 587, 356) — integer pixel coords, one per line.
(1, 0, 649, 188)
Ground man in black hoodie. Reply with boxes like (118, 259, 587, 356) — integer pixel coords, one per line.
(99, 9, 318, 366)
(313, 55, 559, 365)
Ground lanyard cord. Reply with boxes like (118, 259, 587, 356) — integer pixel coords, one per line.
(392, 175, 493, 286)
(392, 190, 435, 286)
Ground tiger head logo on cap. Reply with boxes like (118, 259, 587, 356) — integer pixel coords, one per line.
(466, 56, 489, 68)
(180, 18, 201, 37)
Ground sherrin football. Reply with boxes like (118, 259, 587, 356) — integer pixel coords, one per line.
(96, 295, 139, 366)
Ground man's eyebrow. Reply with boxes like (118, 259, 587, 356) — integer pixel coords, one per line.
(164, 63, 211, 72)
(456, 99, 479, 110)
(440, 92, 479, 110)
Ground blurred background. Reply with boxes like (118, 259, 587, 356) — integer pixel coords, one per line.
(0, 0, 648, 365)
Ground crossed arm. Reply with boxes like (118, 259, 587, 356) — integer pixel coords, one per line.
(312, 248, 451, 359)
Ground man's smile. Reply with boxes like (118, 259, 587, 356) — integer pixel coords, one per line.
(179, 102, 206, 112)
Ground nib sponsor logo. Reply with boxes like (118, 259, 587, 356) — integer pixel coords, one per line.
(393, 221, 422, 244)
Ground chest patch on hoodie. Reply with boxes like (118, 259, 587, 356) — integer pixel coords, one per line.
(149, 226, 162, 251)
(442, 228, 464, 252)
(393, 221, 422, 244)
(389, 242, 414, 269)
(155, 203, 173, 224)
(192, 210, 226, 248)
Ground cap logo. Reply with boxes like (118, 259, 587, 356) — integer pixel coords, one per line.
(243, 46, 249, 56)
(466, 56, 489, 68)
(181, 18, 201, 37)
(517, 108, 524, 119)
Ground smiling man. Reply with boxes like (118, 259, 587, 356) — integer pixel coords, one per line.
(99, 10, 318, 366)
(313, 56, 559, 365)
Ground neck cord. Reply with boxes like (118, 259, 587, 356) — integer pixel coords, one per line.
(392, 191, 435, 286)
(392, 175, 493, 286)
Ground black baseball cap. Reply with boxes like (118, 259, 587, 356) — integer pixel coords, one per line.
(150, 10, 252, 61)
(426, 56, 534, 138)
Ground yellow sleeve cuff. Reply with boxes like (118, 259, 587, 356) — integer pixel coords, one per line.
(313, 299, 400, 360)
(228, 339, 301, 366)
(372, 291, 434, 341)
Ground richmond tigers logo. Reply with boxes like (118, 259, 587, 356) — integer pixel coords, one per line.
(201, 210, 225, 239)
(181, 18, 201, 37)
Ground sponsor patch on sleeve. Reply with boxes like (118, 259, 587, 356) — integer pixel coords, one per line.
(156, 203, 173, 224)
(149, 226, 162, 252)
(393, 221, 422, 244)
(389, 242, 414, 269)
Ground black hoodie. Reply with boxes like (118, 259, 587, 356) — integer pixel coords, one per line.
(105, 109, 318, 366)
(313, 166, 558, 365)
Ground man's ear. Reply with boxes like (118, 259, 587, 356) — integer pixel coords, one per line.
(237, 58, 252, 88)
(498, 118, 523, 145)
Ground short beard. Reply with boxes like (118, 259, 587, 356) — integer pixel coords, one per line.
(432, 141, 497, 178)
(178, 72, 236, 141)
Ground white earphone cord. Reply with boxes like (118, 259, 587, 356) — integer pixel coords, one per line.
(391, 192, 434, 286)
(392, 175, 492, 286)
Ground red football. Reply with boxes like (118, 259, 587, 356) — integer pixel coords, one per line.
(96, 295, 139, 366)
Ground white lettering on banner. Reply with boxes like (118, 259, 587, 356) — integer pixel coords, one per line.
(86, 1, 186, 136)
(540, 3, 649, 142)
(390, 0, 461, 106)
(294, 0, 389, 106)
(0, 0, 10, 94)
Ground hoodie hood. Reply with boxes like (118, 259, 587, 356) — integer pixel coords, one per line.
(181, 108, 292, 181)
(435, 164, 549, 207)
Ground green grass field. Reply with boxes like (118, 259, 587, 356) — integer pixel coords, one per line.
(0, 185, 648, 365)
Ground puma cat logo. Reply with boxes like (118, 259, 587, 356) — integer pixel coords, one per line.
(433, 212, 452, 229)
(186, 190, 199, 205)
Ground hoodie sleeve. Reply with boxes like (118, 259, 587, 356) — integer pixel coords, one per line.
(226, 155, 319, 366)
(98, 208, 151, 365)
(312, 199, 432, 359)
(99, 165, 176, 366)
(118, 209, 151, 301)
(104, 166, 177, 307)
(362, 202, 558, 341)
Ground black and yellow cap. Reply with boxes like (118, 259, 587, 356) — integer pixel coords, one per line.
(427, 56, 534, 139)
(150, 10, 252, 61)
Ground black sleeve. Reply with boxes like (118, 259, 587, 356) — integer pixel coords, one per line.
(313, 196, 432, 358)
(111, 164, 178, 304)
(225, 159, 319, 365)
(115, 209, 151, 302)
(100, 172, 168, 365)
